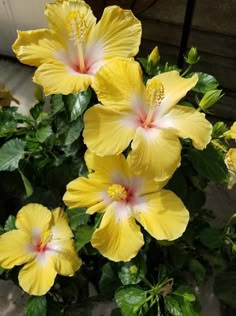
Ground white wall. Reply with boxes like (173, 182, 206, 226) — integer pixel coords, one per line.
(0, 0, 48, 56)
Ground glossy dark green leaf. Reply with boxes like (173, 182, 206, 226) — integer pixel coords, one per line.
(188, 72, 219, 93)
(4, 215, 16, 232)
(50, 94, 64, 115)
(165, 295, 182, 316)
(173, 285, 196, 302)
(30, 102, 44, 119)
(64, 117, 83, 145)
(118, 254, 146, 285)
(115, 286, 146, 316)
(99, 262, 120, 298)
(74, 224, 94, 251)
(0, 138, 25, 171)
(25, 296, 47, 316)
(35, 126, 53, 143)
(189, 259, 206, 284)
(64, 89, 92, 121)
(189, 145, 229, 183)
(66, 208, 89, 231)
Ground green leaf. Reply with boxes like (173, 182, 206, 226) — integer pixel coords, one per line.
(214, 271, 236, 308)
(0, 266, 5, 275)
(19, 169, 33, 198)
(118, 254, 146, 285)
(35, 126, 53, 143)
(64, 89, 92, 121)
(99, 262, 120, 298)
(188, 72, 219, 93)
(189, 145, 229, 183)
(189, 259, 206, 284)
(25, 296, 47, 316)
(199, 227, 224, 249)
(0, 139, 25, 171)
(165, 295, 182, 316)
(50, 94, 64, 115)
(173, 285, 196, 302)
(30, 102, 44, 119)
(4, 215, 16, 232)
(115, 286, 146, 316)
(64, 117, 83, 145)
(66, 208, 89, 230)
(74, 224, 94, 251)
(0, 107, 18, 136)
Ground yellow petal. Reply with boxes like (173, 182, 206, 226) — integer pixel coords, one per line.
(51, 208, 74, 239)
(63, 176, 108, 213)
(92, 59, 145, 108)
(83, 105, 136, 156)
(16, 204, 52, 237)
(49, 239, 81, 276)
(45, 0, 96, 44)
(225, 148, 236, 189)
(33, 61, 93, 95)
(155, 71, 198, 117)
(134, 190, 189, 240)
(85, 150, 130, 180)
(129, 127, 182, 181)
(0, 230, 34, 269)
(88, 6, 141, 61)
(159, 105, 212, 149)
(12, 30, 60, 67)
(18, 256, 57, 295)
(91, 204, 144, 262)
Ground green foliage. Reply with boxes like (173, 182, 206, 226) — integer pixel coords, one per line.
(74, 225, 94, 251)
(0, 48, 235, 315)
(188, 72, 219, 93)
(0, 139, 25, 171)
(199, 227, 224, 250)
(25, 296, 47, 316)
(115, 286, 147, 316)
(4, 215, 16, 231)
(118, 254, 146, 286)
(99, 262, 121, 298)
(66, 208, 89, 231)
(189, 144, 229, 183)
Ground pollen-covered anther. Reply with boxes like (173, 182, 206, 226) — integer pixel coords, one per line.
(66, 11, 87, 43)
(146, 80, 165, 108)
(39, 230, 52, 249)
(107, 184, 128, 202)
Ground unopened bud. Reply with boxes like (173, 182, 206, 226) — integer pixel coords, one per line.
(199, 89, 223, 111)
(129, 265, 138, 274)
(147, 46, 160, 67)
(184, 47, 200, 65)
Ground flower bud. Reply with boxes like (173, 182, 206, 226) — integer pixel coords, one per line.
(147, 46, 160, 68)
(199, 89, 223, 111)
(184, 47, 200, 65)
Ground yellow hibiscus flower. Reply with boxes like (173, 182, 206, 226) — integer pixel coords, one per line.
(0, 204, 81, 295)
(225, 148, 236, 189)
(83, 60, 212, 181)
(63, 151, 189, 262)
(12, 0, 141, 95)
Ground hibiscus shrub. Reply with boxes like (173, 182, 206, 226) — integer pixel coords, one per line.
(0, 1, 236, 315)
